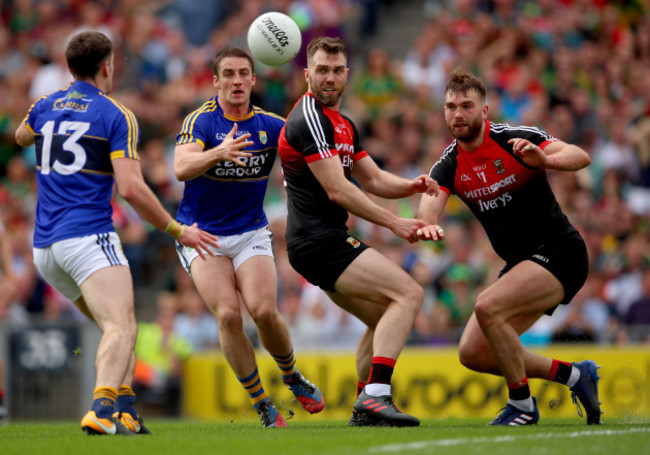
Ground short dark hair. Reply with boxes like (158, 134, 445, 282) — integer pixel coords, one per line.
(306, 37, 347, 66)
(212, 46, 255, 76)
(66, 31, 113, 80)
(445, 66, 487, 102)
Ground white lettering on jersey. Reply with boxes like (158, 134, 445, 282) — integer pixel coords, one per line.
(341, 154, 353, 169)
(463, 174, 517, 199)
(477, 192, 513, 212)
(215, 130, 250, 141)
(335, 143, 354, 153)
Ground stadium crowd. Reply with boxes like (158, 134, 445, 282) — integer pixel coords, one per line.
(1, 0, 649, 376)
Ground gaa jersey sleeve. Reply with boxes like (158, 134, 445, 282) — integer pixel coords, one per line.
(24, 94, 48, 133)
(345, 114, 369, 162)
(105, 98, 140, 161)
(176, 100, 215, 149)
(489, 122, 558, 152)
(288, 95, 337, 163)
(429, 143, 459, 195)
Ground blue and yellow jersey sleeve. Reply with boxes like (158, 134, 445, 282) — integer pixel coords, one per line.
(104, 95, 140, 161)
(176, 98, 218, 149)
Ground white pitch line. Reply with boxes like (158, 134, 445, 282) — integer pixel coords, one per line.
(371, 427, 650, 453)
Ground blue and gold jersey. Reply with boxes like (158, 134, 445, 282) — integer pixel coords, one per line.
(25, 81, 140, 247)
(175, 97, 284, 236)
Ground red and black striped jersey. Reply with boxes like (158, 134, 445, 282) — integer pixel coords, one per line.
(430, 120, 577, 262)
(278, 93, 368, 248)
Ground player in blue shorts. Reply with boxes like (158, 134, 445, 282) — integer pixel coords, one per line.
(417, 67, 602, 425)
(15, 31, 218, 435)
(173, 46, 323, 428)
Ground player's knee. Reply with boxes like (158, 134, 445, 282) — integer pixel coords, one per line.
(107, 321, 137, 348)
(401, 282, 424, 314)
(458, 338, 485, 371)
(217, 308, 244, 332)
(473, 293, 499, 327)
(250, 305, 278, 328)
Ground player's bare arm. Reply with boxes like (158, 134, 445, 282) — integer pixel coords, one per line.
(415, 190, 449, 242)
(174, 123, 254, 181)
(113, 157, 219, 258)
(508, 138, 591, 172)
(352, 157, 439, 198)
(14, 120, 35, 147)
(309, 156, 425, 243)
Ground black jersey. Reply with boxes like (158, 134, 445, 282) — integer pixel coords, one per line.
(430, 120, 578, 263)
(278, 93, 368, 249)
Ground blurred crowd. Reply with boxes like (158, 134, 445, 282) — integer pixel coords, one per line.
(1, 0, 650, 389)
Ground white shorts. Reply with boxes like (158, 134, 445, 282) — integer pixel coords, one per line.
(33, 232, 129, 301)
(176, 226, 274, 274)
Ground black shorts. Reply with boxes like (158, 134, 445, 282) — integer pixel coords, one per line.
(287, 232, 369, 292)
(499, 231, 589, 315)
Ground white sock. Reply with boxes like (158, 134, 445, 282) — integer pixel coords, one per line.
(566, 365, 581, 388)
(364, 383, 391, 397)
(509, 397, 535, 412)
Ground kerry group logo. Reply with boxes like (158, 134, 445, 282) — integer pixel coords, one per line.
(208, 149, 274, 179)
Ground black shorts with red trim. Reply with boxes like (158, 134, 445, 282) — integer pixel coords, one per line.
(287, 231, 369, 292)
(499, 231, 589, 315)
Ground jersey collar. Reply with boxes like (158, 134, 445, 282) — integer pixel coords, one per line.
(216, 96, 255, 122)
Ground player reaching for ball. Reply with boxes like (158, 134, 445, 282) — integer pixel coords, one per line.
(278, 36, 438, 427)
(417, 67, 602, 426)
(173, 46, 323, 428)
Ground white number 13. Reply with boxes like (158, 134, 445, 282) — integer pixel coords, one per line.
(40, 120, 90, 175)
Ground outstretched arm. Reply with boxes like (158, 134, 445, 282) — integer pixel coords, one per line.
(352, 156, 439, 198)
(415, 190, 450, 242)
(113, 157, 219, 258)
(308, 157, 425, 243)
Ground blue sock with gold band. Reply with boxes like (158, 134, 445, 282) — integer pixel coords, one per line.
(91, 386, 117, 418)
(272, 350, 297, 381)
(238, 368, 269, 410)
(116, 385, 138, 417)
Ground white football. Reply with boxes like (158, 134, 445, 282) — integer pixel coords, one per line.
(247, 12, 301, 66)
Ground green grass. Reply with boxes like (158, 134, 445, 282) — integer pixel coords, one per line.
(2, 418, 650, 455)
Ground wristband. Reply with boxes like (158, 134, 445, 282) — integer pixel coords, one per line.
(164, 220, 184, 239)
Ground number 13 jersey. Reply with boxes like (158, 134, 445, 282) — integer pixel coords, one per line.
(23, 80, 140, 247)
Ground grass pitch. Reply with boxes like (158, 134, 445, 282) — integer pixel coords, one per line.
(2, 418, 649, 455)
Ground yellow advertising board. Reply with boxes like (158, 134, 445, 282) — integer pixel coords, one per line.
(182, 346, 650, 421)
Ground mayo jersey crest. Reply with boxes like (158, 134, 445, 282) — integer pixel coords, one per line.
(25, 81, 140, 247)
(175, 97, 284, 235)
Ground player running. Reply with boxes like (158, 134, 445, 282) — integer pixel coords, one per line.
(173, 46, 323, 428)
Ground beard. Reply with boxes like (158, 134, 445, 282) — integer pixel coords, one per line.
(448, 115, 483, 142)
(313, 84, 344, 107)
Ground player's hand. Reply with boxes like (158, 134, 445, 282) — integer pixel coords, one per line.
(416, 224, 446, 242)
(391, 217, 427, 243)
(409, 174, 439, 196)
(212, 123, 254, 166)
(177, 223, 220, 260)
(508, 138, 548, 168)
